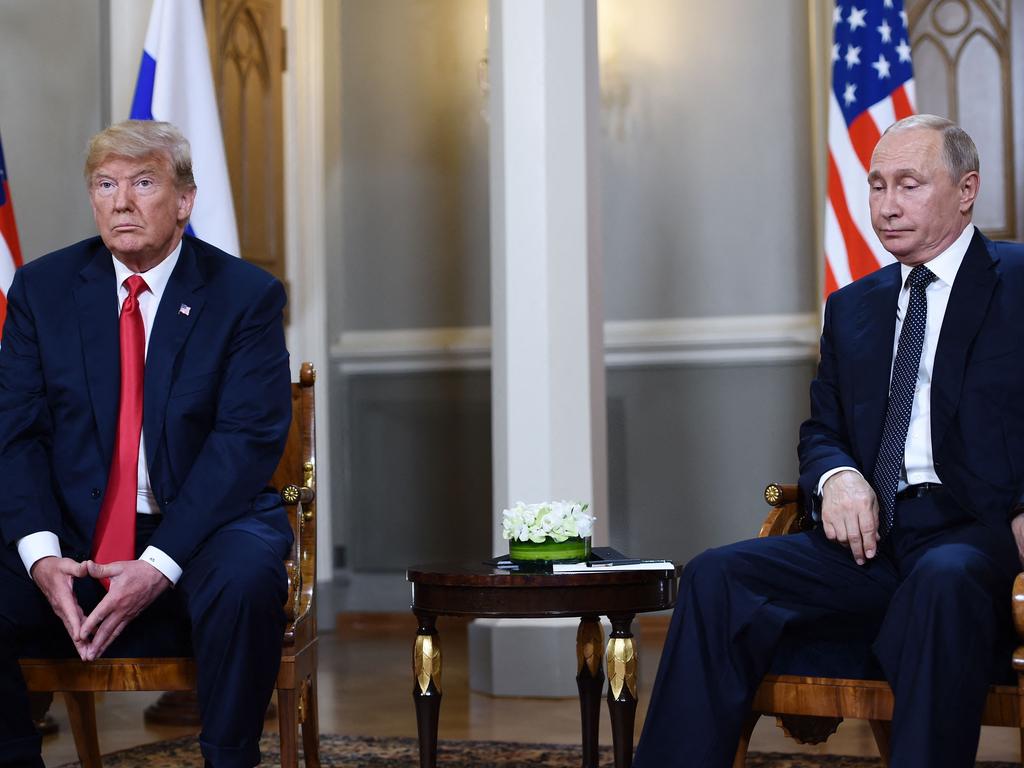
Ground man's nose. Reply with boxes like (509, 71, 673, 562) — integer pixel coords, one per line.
(878, 189, 900, 218)
(112, 185, 134, 210)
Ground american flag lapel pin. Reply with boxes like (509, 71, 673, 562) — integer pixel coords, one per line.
(178, 303, 191, 317)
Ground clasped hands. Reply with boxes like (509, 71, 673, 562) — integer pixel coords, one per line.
(29, 556, 171, 661)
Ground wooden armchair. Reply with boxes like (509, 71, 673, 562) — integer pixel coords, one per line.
(19, 362, 321, 768)
(733, 482, 1024, 768)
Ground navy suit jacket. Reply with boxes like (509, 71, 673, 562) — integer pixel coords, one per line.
(0, 235, 293, 574)
(798, 229, 1024, 531)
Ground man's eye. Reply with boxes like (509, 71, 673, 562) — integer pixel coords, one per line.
(137, 179, 153, 188)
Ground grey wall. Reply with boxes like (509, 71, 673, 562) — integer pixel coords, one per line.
(0, 0, 106, 262)
(329, 0, 820, 605)
(599, 0, 818, 320)
(336, 370, 493, 570)
(607, 361, 815, 563)
(335, 0, 490, 333)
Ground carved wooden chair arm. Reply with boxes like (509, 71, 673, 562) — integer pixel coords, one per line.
(281, 482, 317, 643)
(760, 483, 811, 537)
(1013, 573, 1024, 667)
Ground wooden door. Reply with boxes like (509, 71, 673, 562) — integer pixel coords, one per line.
(905, 0, 1018, 240)
(203, 0, 286, 283)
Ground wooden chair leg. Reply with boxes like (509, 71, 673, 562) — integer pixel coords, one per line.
(278, 687, 300, 768)
(733, 713, 759, 768)
(63, 691, 102, 768)
(868, 719, 892, 767)
(28, 692, 58, 736)
(1017, 667, 1024, 768)
(300, 674, 321, 768)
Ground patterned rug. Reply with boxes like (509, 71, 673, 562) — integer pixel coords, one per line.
(51, 733, 1021, 767)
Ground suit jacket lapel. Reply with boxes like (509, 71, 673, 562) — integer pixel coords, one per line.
(73, 249, 120, 465)
(143, 239, 206, 468)
(931, 231, 1000, 455)
(852, 267, 902, 471)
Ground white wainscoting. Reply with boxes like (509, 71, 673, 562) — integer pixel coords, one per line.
(331, 312, 821, 374)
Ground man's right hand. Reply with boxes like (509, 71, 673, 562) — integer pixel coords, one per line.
(821, 470, 880, 566)
(30, 556, 89, 657)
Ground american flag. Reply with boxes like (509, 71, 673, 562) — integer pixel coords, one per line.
(0, 133, 23, 339)
(825, 1, 915, 295)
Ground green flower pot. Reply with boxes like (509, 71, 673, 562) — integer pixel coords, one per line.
(509, 535, 591, 564)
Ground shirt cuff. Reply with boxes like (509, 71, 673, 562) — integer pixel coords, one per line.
(17, 532, 62, 579)
(817, 466, 862, 496)
(139, 546, 183, 585)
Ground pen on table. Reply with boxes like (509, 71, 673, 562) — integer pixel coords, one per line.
(587, 559, 649, 567)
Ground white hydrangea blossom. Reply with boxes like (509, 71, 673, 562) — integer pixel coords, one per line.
(501, 501, 594, 543)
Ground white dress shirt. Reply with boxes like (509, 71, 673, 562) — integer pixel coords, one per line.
(17, 241, 185, 584)
(817, 223, 975, 494)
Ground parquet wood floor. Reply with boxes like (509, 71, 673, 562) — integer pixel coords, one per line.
(39, 614, 1019, 765)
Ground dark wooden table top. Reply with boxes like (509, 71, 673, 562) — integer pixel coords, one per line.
(407, 561, 681, 619)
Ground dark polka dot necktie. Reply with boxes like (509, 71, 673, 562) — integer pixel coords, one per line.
(871, 265, 937, 536)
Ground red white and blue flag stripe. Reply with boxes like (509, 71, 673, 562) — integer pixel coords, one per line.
(0, 134, 23, 338)
(825, 1, 915, 295)
(130, 0, 239, 257)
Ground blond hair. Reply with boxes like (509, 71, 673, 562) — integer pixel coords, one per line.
(84, 120, 195, 188)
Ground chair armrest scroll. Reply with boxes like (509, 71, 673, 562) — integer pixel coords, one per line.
(1012, 573, 1024, 672)
(281, 483, 317, 642)
(760, 483, 812, 538)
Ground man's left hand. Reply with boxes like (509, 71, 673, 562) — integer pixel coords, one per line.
(1012, 511, 1024, 568)
(78, 560, 171, 661)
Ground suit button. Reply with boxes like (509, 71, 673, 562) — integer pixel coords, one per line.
(90, 488, 101, 499)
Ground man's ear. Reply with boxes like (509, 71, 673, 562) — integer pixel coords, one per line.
(959, 170, 980, 213)
(178, 185, 197, 223)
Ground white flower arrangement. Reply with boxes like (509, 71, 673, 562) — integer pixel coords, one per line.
(501, 501, 595, 543)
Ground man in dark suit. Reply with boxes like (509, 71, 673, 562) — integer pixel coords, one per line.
(0, 120, 293, 768)
(633, 115, 1024, 768)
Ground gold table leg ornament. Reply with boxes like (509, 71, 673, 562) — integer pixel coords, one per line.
(412, 615, 442, 768)
(606, 615, 639, 768)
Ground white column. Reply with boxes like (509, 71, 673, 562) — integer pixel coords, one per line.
(474, 0, 608, 699)
(283, 0, 332, 582)
(489, 0, 608, 551)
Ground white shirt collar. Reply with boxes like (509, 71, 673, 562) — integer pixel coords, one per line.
(898, 223, 974, 289)
(111, 239, 183, 297)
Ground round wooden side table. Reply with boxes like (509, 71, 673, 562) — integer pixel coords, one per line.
(407, 561, 680, 768)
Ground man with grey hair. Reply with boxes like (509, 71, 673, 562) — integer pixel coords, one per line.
(0, 120, 292, 768)
(634, 115, 1024, 767)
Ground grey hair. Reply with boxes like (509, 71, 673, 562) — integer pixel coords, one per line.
(84, 120, 196, 189)
(882, 114, 979, 182)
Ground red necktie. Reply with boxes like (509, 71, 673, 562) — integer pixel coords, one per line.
(92, 274, 149, 587)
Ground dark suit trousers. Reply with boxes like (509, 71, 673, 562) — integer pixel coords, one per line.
(0, 516, 289, 768)
(632, 490, 1021, 768)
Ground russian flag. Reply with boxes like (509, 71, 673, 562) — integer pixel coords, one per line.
(130, 0, 240, 257)
(0, 134, 23, 338)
